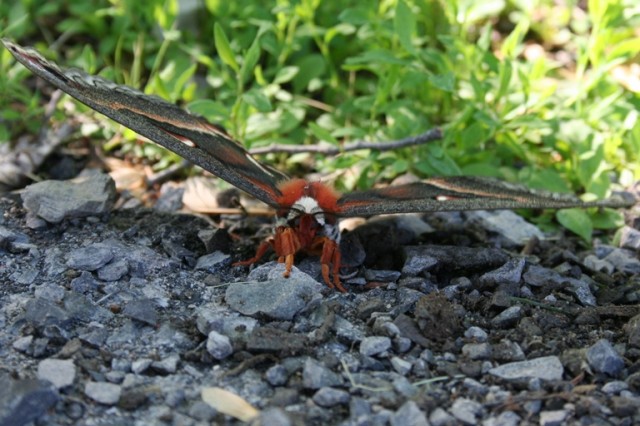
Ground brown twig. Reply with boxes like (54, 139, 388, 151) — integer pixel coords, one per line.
(248, 127, 443, 155)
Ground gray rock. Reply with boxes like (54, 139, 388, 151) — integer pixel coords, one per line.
(84, 381, 121, 405)
(0, 226, 31, 253)
(364, 269, 402, 282)
(464, 326, 488, 342)
(206, 330, 233, 360)
(565, 277, 596, 306)
(625, 314, 640, 348)
(225, 269, 324, 320)
(482, 410, 521, 426)
(70, 271, 101, 293)
(97, 258, 129, 281)
(586, 339, 625, 376)
(257, 407, 292, 426)
(429, 407, 457, 426)
(538, 409, 569, 426)
(335, 315, 365, 343)
(401, 251, 439, 276)
(404, 245, 509, 274)
(583, 254, 614, 274)
(462, 343, 492, 360)
(522, 265, 564, 287)
(24, 298, 69, 328)
(0, 375, 59, 426)
(36, 359, 76, 389)
(359, 336, 392, 357)
(450, 397, 484, 425)
(265, 365, 289, 386)
(151, 354, 180, 374)
(619, 226, 640, 250)
(390, 357, 412, 375)
(195, 251, 231, 273)
(312, 387, 349, 407)
(466, 210, 544, 246)
(601, 381, 628, 394)
(480, 258, 525, 286)
(131, 359, 153, 374)
(66, 243, 114, 271)
(603, 248, 640, 274)
(21, 172, 116, 223)
(12, 336, 33, 353)
(302, 358, 342, 389)
(390, 400, 429, 426)
(188, 400, 217, 421)
(491, 306, 523, 328)
(122, 299, 158, 326)
(33, 284, 65, 303)
(64, 292, 113, 323)
(489, 356, 563, 381)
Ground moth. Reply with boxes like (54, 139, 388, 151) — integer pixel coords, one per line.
(3, 39, 633, 292)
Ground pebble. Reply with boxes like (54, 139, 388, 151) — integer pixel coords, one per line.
(489, 356, 563, 381)
(265, 364, 289, 386)
(225, 271, 324, 320)
(465, 326, 489, 342)
(429, 407, 457, 426)
(586, 339, 625, 376)
(538, 409, 569, 426)
(390, 357, 412, 375)
(37, 359, 76, 389)
(84, 381, 122, 405)
(359, 336, 392, 357)
(312, 387, 349, 407)
(479, 258, 526, 286)
(122, 299, 158, 326)
(462, 343, 492, 360)
(21, 172, 116, 223)
(206, 330, 233, 360)
(601, 381, 629, 394)
(450, 397, 484, 425)
(491, 306, 523, 328)
(0, 376, 59, 425)
(66, 243, 114, 271)
(390, 400, 429, 426)
(302, 358, 342, 389)
(482, 410, 521, 426)
(151, 355, 180, 374)
(466, 210, 544, 246)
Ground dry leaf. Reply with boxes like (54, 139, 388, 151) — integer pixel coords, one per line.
(201, 387, 260, 422)
(183, 176, 220, 212)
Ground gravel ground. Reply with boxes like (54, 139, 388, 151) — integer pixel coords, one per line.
(1, 172, 640, 426)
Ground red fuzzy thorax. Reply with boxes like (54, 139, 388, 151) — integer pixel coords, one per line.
(276, 179, 340, 213)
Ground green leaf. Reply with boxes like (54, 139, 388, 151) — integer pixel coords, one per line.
(394, 0, 416, 54)
(308, 122, 339, 145)
(274, 66, 299, 84)
(240, 37, 261, 85)
(214, 23, 239, 72)
(556, 209, 593, 242)
(242, 89, 272, 112)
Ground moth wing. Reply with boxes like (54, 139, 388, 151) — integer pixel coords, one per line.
(3, 39, 286, 207)
(336, 176, 634, 217)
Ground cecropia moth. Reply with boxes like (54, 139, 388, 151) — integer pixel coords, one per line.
(3, 39, 633, 292)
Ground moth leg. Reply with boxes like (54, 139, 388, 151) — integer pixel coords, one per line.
(233, 239, 273, 267)
(283, 254, 295, 278)
(272, 226, 301, 279)
(320, 238, 346, 293)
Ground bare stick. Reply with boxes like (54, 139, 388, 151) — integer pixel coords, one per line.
(248, 127, 443, 156)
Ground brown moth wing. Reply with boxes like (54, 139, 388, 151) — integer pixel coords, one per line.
(336, 176, 634, 217)
(2, 39, 287, 207)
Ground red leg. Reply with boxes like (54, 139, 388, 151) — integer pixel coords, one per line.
(233, 240, 273, 267)
(320, 238, 346, 293)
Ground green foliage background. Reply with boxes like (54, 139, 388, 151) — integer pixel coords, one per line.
(1, 0, 639, 238)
